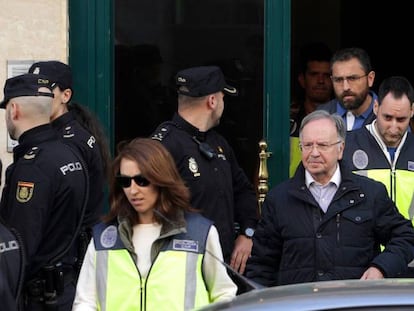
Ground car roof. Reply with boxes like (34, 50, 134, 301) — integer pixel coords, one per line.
(200, 279, 414, 311)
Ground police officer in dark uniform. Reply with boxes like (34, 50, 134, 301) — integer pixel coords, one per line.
(28, 61, 110, 272)
(151, 66, 259, 292)
(0, 219, 24, 311)
(28, 61, 108, 229)
(0, 73, 88, 310)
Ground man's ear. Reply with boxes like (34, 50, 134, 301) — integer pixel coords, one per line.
(373, 99, 379, 116)
(10, 102, 20, 120)
(206, 94, 216, 110)
(338, 141, 345, 160)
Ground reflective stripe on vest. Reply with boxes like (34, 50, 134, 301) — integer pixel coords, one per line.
(353, 168, 414, 222)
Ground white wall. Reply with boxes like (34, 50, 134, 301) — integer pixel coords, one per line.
(0, 0, 68, 190)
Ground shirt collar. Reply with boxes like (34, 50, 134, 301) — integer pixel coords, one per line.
(305, 164, 342, 188)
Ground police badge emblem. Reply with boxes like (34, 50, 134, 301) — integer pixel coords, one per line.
(188, 157, 200, 177)
(352, 149, 369, 170)
(101, 225, 118, 248)
(16, 181, 34, 203)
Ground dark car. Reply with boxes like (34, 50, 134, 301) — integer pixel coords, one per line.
(199, 279, 414, 311)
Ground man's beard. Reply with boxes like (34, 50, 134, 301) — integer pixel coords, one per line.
(340, 88, 369, 111)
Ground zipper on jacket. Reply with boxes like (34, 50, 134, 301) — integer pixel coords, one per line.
(141, 251, 160, 311)
(137, 268, 145, 311)
(336, 213, 341, 244)
(141, 284, 144, 311)
(131, 252, 145, 311)
(390, 168, 396, 203)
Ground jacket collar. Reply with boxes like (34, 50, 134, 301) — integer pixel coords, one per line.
(172, 113, 208, 141)
(51, 111, 75, 130)
(117, 209, 188, 246)
(291, 160, 360, 204)
(14, 124, 58, 160)
(367, 120, 408, 163)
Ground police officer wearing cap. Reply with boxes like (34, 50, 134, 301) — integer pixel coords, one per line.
(0, 73, 88, 310)
(152, 66, 259, 292)
(28, 61, 109, 227)
(28, 61, 110, 274)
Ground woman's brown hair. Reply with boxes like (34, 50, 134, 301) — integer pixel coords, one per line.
(104, 138, 192, 226)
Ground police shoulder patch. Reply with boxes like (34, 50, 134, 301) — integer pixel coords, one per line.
(16, 181, 34, 203)
(63, 126, 75, 138)
(23, 147, 40, 160)
(100, 225, 118, 248)
(151, 122, 175, 141)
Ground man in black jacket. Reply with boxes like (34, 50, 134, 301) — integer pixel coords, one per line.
(246, 110, 414, 286)
(0, 73, 88, 310)
(151, 66, 259, 290)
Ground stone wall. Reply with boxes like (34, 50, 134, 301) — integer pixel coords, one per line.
(0, 0, 67, 190)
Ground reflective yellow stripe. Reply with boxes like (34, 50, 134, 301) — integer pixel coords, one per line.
(354, 168, 414, 222)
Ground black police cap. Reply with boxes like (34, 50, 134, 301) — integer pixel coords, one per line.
(28, 61, 73, 91)
(0, 73, 54, 109)
(176, 66, 238, 97)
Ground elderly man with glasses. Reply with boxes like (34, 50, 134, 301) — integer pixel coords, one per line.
(245, 110, 414, 287)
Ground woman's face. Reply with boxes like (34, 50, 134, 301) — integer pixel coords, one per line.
(119, 158, 159, 224)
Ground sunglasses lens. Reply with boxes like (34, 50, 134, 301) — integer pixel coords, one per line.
(116, 175, 150, 188)
(134, 175, 150, 187)
(116, 176, 132, 188)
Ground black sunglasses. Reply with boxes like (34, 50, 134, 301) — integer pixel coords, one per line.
(116, 174, 151, 188)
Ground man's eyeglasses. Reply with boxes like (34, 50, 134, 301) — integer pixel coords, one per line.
(331, 74, 368, 84)
(300, 141, 342, 152)
(116, 174, 151, 188)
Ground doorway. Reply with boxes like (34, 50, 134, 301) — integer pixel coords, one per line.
(116, 0, 407, 186)
(114, 0, 264, 183)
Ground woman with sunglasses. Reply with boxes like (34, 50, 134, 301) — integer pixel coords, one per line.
(72, 138, 237, 311)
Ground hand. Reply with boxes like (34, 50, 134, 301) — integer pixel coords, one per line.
(230, 235, 253, 274)
(360, 267, 384, 280)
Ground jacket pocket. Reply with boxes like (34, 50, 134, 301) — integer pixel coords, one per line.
(341, 209, 373, 224)
(339, 209, 374, 248)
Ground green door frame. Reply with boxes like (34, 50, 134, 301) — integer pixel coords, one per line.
(68, 0, 114, 151)
(264, 0, 291, 186)
(68, 0, 291, 186)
